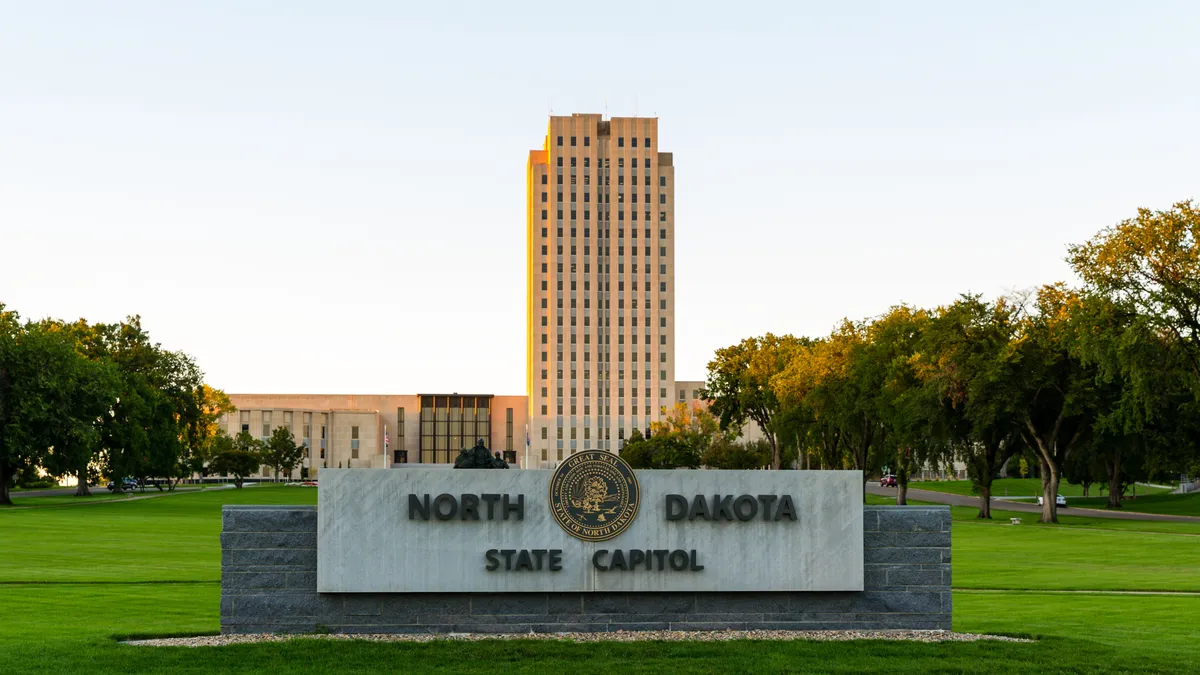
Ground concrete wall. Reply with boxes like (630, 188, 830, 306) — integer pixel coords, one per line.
(221, 505, 950, 634)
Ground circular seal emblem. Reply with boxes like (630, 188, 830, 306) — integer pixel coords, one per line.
(548, 451, 640, 542)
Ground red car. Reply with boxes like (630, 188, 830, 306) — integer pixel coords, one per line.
(880, 475, 897, 487)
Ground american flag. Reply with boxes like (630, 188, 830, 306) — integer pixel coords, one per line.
(384, 427, 390, 450)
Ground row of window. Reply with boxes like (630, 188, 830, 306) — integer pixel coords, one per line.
(541, 260, 669, 273)
(538, 369, 668, 381)
(540, 306, 668, 328)
(541, 191, 668, 204)
(540, 227, 668, 241)
(541, 350, 668, 362)
(543, 171, 666, 185)
(539, 244, 672, 264)
(540, 209, 668, 223)
(540, 278, 669, 292)
(542, 190, 658, 204)
(538, 297, 671, 315)
(542, 386, 669, 398)
(540, 256, 668, 273)
(554, 154, 652, 166)
(540, 408, 657, 422)
(556, 135, 652, 148)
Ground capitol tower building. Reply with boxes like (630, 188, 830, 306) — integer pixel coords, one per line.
(526, 114, 678, 464)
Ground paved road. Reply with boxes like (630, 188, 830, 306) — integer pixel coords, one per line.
(867, 484, 1200, 523)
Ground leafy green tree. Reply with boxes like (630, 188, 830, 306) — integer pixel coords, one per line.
(862, 306, 940, 505)
(210, 449, 261, 488)
(618, 428, 700, 470)
(261, 426, 305, 481)
(1012, 285, 1098, 523)
(1068, 200, 1200, 381)
(79, 317, 205, 489)
(704, 334, 803, 469)
(912, 295, 1026, 518)
(618, 429, 652, 468)
(0, 310, 92, 505)
(650, 403, 733, 465)
(701, 438, 771, 469)
(183, 385, 235, 483)
(195, 429, 236, 477)
(37, 321, 121, 496)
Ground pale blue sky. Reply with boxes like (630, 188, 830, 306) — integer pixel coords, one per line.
(2, 1, 1197, 394)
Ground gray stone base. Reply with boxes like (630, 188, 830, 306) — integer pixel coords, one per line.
(221, 505, 951, 634)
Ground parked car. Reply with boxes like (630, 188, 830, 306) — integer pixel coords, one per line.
(1037, 494, 1067, 507)
(880, 475, 897, 487)
(106, 478, 138, 492)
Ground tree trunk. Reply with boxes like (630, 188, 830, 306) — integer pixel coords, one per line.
(234, 477, 244, 489)
(1107, 462, 1123, 509)
(897, 481, 908, 506)
(0, 458, 12, 506)
(74, 465, 91, 497)
(768, 434, 781, 470)
(1042, 465, 1060, 524)
(978, 484, 992, 519)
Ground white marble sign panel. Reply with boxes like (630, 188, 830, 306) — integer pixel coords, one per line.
(317, 469, 863, 593)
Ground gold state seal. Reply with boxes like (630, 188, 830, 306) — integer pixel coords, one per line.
(548, 451, 640, 542)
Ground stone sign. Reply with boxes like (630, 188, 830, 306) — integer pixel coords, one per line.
(317, 455, 863, 593)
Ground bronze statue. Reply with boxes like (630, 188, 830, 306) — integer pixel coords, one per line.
(453, 439, 508, 469)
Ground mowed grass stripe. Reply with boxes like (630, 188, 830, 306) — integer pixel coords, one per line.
(909, 477, 1175, 498)
(1, 584, 1197, 674)
(0, 486, 317, 583)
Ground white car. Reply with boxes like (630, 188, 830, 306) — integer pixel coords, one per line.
(1037, 494, 1067, 507)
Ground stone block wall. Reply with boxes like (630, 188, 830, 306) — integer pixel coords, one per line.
(221, 505, 951, 634)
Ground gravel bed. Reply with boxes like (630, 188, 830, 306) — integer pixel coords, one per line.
(126, 630, 1031, 647)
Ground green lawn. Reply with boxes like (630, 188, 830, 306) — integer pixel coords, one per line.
(1067, 492, 1200, 517)
(909, 477, 1175, 498)
(3, 486, 1199, 673)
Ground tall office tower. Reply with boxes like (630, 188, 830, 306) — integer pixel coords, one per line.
(527, 114, 675, 465)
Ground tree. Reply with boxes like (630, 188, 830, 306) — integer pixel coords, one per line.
(261, 426, 305, 481)
(618, 429, 652, 468)
(37, 320, 121, 496)
(184, 384, 235, 482)
(1068, 200, 1200, 383)
(913, 295, 1026, 518)
(701, 438, 772, 470)
(650, 403, 732, 463)
(861, 306, 937, 505)
(82, 317, 206, 490)
(0, 311, 93, 505)
(785, 320, 891, 496)
(704, 334, 803, 469)
(618, 428, 700, 470)
(209, 449, 261, 488)
(1013, 285, 1098, 523)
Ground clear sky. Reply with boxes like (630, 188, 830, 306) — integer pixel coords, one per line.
(2, 1, 1198, 394)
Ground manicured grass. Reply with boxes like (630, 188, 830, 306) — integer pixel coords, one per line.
(867, 493, 1200, 535)
(3, 486, 1199, 673)
(0, 486, 317, 583)
(3, 486, 221, 508)
(1068, 492, 1200, 517)
(910, 477, 1173, 498)
(951, 515, 1200, 591)
(1, 583, 1196, 674)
